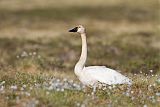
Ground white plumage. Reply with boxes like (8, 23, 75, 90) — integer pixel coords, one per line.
(69, 25, 132, 88)
(80, 66, 131, 86)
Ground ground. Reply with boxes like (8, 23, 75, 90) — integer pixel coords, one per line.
(0, 0, 160, 107)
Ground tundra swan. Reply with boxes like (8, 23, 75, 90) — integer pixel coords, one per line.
(69, 25, 132, 91)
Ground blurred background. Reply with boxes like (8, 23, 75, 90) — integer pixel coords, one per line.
(0, 0, 160, 106)
(0, 0, 159, 73)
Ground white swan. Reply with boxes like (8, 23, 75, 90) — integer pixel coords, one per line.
(69, 25, 132, 89)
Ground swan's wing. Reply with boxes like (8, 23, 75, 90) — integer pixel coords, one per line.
(84, 66, 131, 85)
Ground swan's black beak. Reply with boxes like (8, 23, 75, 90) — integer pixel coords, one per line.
(69, 27, 78, 32)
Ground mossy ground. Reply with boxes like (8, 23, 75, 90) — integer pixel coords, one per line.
(0, 0, 159, 107)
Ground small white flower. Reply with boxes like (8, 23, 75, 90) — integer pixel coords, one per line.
(156, 93, 160, 96)
(149, 70, 153, 73)
(153, 83, 156, 86)
(76, 102, 80, 107)
(98, 84, 102, 89)
(0, 86, 5, 92)
(21, 51, 28, 57)
(11, 85, 17, 90)
(143, 104, 147, 107)
(0, 81, 5, 86)
(34, 80, 36, 83)
(81, 104, 85, 107)
(69, 80, 74, 83)
(63, 78, 67, 82)
(131, 91, 134, 94)
(56, 88, 60, 91)
(61, 88, 64, 92)
(35, 100, 39, 104)
(125, 92, 130, 96)
(112, 85, 116, 88)
(48, 86, 53, 90)
(102, 87, 107, 90)
(56, 79, 60, 82)
(108, 86, 112, 90)
(6, 96, 9, 100)
(131, 97, 135, 100)
(25, 92, 30, 96)
(33, 52, 37, 55)
(23, 85, 27, 88)
(29, 87, 33, 90)
(16, 55, 20, 58)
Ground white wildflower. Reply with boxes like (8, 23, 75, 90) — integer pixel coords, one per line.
(25, 92, 30, 96)
(0, 81, 5, 86)
(131, 91, 134, 94)
(33, 52, 37, 55)
(21, 51, 28, 57)
(11, 85, 18, 90)
(16, 55, 20, 58)
(156, 93, 160, 96)
(149, 70, 153, 73)
(61, 88, 64, 92)
(143, 104, 147, 107)
(23, 84, 27, 88)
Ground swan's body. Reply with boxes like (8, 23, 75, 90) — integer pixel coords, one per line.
(69, 25, 132, 88)
(78, 66, 131, 86)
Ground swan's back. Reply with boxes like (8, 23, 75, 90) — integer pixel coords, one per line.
(82, 66, 132, 85)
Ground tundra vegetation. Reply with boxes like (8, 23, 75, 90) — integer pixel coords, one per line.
(0, 0, 159, 107)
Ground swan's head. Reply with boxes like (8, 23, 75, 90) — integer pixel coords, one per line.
(69, 25, 85, 34)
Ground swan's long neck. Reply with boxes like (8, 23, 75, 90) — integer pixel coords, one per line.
(74, 33, 87, 75)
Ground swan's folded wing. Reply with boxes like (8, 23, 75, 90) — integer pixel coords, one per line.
(84, 66, 131, 85)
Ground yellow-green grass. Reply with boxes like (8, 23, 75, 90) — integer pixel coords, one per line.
(0, 0, 160, 106)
